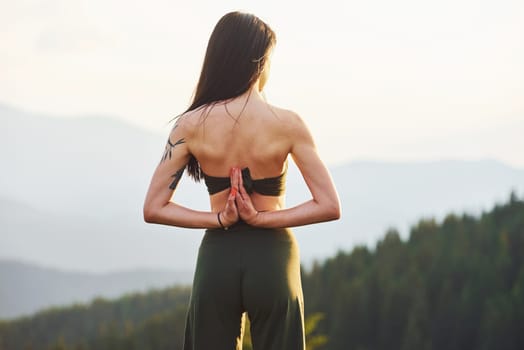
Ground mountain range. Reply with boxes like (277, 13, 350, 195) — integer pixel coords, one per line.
(0, 259, 192, 320)
(1, 102, 523, 319)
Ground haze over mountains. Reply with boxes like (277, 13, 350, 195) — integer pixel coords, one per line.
(3, 102, 524, 270)
(2, 102, 523, 318)
(0, 259, 192, 320)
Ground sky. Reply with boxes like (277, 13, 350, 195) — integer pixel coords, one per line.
(1, 0, 523, 167)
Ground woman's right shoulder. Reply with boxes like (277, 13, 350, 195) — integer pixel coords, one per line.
(173, 107, 210, 132)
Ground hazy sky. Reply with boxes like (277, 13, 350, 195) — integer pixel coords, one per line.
(1, 0, 523, 166)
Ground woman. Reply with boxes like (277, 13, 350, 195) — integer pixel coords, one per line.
(143, 11, 340, 350)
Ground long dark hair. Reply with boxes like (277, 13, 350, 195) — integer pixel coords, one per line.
(181, 11, 276, 181)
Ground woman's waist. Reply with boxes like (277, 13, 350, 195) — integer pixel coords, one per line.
(203, 220, 295, 244)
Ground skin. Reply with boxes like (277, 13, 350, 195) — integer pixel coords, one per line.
(143, 60, 341, 229)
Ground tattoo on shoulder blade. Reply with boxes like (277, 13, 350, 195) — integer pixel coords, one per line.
(169, 166, 185, 190)
(161, 137, 185, 162)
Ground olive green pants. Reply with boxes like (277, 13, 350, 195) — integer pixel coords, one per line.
(182, 221, 305, 350)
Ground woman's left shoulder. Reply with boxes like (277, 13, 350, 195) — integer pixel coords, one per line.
(264, 103, 300, 125)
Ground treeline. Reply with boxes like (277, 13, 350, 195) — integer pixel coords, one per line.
(1, 193, 523, 350)
(0, 287, 191, 350)
(303, 192, 524, 350)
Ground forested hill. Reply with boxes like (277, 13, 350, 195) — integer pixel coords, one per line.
(0, 287, 192, 350)
(304, 192, 524, 350)
(1, 194, 523, 350)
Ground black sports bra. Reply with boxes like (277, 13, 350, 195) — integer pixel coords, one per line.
(203, 166, 287, 196)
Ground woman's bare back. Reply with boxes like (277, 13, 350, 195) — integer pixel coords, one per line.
(144, 86, 339, 229)
(183, 90, 294, 212)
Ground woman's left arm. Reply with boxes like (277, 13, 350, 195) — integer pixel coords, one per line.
(143, 117, 237, 228)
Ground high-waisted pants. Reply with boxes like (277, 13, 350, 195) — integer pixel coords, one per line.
(182, 221, 305, 350)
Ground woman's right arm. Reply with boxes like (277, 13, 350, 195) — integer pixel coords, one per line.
(235, 112, 341, 228)
(143, 116, 238, 229)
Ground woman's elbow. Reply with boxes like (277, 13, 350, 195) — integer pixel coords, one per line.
(320, 199, 341, 221)
(327, 201, 341, 221)
(143, 204, 157, 224)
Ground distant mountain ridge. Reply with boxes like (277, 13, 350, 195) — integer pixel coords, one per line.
(0, 259, 192, 320)
(2, 102, 524, 318)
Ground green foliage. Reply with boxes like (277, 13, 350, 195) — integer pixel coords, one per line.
(303, 193, 524, 350)
(1, 193, 523, 350)
(305, 313, 328, 350)
(0, 286, 190, 350)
